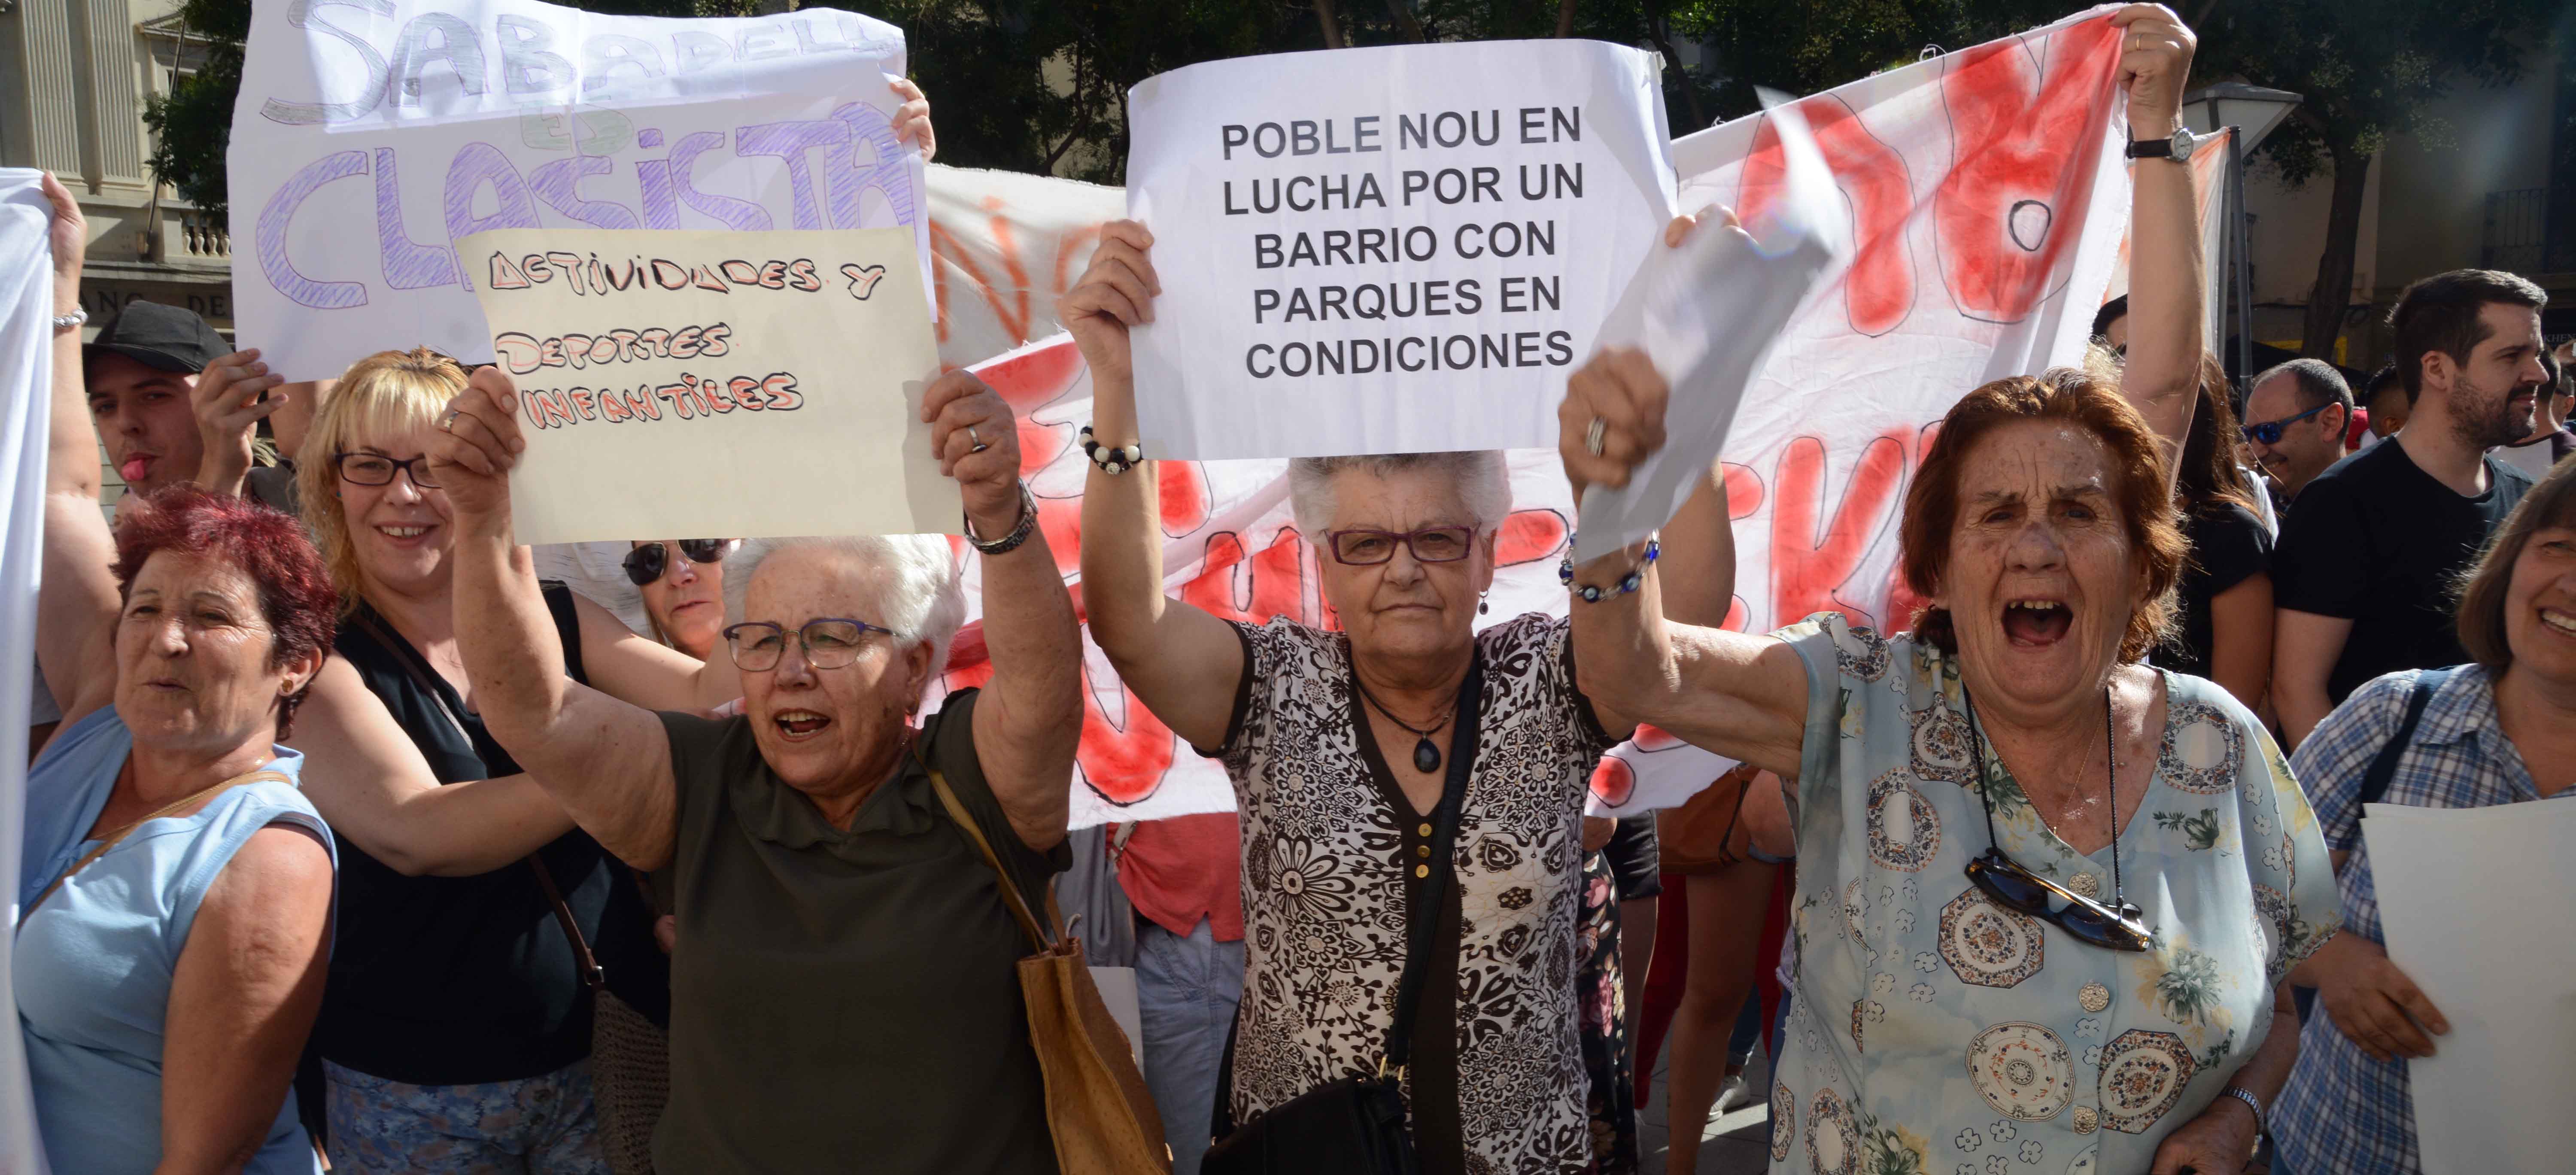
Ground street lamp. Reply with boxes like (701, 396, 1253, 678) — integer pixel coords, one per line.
(2182, 84, 2303, 393)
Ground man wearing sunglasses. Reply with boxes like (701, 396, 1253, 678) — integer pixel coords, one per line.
(2240, 358, 2352, 508)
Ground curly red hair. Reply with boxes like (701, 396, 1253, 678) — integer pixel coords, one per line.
(112, 486, 340, 737)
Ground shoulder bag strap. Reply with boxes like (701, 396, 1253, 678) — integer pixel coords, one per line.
(2356, 668, 2448, 811)
(529, 854, 605, 991)
(351, 610, 477, 748)
(922, 752, 1055, 954)
(21, 768, 295, 923)
(1379, 659, 1481, 1076)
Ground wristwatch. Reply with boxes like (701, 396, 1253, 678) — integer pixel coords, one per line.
(2218, 1085, 2266, 1153)
(2126, 126, 2203, 162)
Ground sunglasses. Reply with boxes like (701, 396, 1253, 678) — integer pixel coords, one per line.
(2240, 401, 2328, 445)
(1965, 849, 2154, 953)
(624, 539, 733, 586)
(1322, 525, 1476, 566)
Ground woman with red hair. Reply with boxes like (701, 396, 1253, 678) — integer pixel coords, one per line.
(20, 174, 336, 1173)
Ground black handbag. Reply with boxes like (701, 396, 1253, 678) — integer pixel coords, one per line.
(1201, 680, 1475, 1175)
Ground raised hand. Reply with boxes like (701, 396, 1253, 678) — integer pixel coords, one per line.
(424, 367, 526, 523)
(1060, 220, 1159, 397)
(2112, 4, 2198, 138)
(190, 348, 288, 496)
(890, 76, 936, 162)
(920, 370, 1027, 539)
(1557, 349, 1668, 500)
(40, 172, 84, 318)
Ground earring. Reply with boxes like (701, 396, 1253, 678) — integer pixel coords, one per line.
(1478, 591, 1490, 616)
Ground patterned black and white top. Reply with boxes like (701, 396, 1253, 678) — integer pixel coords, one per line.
(1218, 613, 1613, 1175)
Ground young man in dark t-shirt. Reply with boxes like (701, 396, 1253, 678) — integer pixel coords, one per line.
(2272, 269, 2549, 746)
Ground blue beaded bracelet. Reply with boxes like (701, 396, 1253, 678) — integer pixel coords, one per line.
(1559, 536, 1659, 603)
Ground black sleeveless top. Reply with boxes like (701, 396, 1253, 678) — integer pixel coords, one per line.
(312, 582, 668, 1084)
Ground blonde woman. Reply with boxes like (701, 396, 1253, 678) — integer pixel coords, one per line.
(292, 349, 735, 1172)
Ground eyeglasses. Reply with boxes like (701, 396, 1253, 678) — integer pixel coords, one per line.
(1322, 525, 1476, 566)
(1965, 848, 2154, 953)
(720, 618, 893, 672)
(334, 451, 440, 489)
(624, 539, 734, 586)
(2240, 401, 2329, 445)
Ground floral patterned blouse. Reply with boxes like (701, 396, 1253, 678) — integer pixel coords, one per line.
(1219, 613, 1611, 1175)
(1765, 614, 2338, 1175)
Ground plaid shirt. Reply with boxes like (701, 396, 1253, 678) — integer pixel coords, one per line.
(2272, 665, 2576, 1175)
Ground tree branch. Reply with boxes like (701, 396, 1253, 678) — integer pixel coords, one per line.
(1556, 0, 1577, 38)
(1315, 0, 1346, 49)
(1385, 0, 1427, 43)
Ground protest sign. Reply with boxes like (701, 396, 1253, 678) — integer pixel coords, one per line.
(1125, 39, 1674, 459)
(229, 0, 927, 384)
(0, 169, 53, 1175)
(460, 227, 955, 546)
(2366, 800, 2576, 1173)
(1589, 5, 2135, 813)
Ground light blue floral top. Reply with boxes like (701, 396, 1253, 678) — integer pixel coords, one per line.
(1763, 614, 2338, 1175)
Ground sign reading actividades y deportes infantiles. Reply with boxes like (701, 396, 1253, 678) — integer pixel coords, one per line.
(1125, 40, 1676, 459)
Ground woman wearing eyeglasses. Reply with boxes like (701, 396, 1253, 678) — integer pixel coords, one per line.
(427, 362, 1084, 1174)
(289, 348, 736, 1172)
(1557, 11, 2337, 1175)
(623, 538, 738, 661)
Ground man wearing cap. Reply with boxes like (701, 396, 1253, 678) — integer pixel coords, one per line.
(82, 299, 301, 511)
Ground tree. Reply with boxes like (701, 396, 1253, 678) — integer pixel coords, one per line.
(2193, 0, 2560, 358)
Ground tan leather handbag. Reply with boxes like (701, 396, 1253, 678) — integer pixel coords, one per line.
(926, 764, 1171, 1175)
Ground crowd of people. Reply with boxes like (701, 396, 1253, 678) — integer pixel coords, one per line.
(13, 6, 2576, 1175)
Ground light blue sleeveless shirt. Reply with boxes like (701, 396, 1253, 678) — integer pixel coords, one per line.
(14, 707, 334, 1175)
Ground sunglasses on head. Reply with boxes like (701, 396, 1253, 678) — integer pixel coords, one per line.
(1965, 849, 2154, 953)
(2240, 401, 2328, 445)
(623, 539, 733, 586)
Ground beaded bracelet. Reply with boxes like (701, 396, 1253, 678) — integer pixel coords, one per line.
(1080, 426, 1143, 475)
(1559, 536, 1659, 603)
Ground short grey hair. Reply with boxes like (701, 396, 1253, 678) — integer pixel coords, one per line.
(1287, 451, 1511, 539)
(727, 534, 969, 677)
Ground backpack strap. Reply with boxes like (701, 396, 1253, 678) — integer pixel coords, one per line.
(2355, 667, 2449, 811)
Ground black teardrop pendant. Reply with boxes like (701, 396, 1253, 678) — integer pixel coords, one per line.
(1413, 738, 1442, 774)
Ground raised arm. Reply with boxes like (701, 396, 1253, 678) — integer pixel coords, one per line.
(926, 371, 1085, 853)
(284, 658, 582, 877)
(1066, 221, 1250, 752)
(429, 370, 680, 870)
(33, 173, 123, 726)
(188, 348, 287, 500)
(568, 590, 743, 711)
(2111, 4, 2204, 486)
(155, 824, 333, 1175)
(1558, 349, 1810, 778)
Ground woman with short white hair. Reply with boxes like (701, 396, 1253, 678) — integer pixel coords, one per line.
(1064, 219, 1649, 1175)
(425, 365, 1087, 1175)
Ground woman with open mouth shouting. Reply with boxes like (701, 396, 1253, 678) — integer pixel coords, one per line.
(428, 361, 1091, 1174)
(1555, 9, 2340, 1175)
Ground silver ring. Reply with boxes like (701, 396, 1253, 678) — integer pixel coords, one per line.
(1584, 416, 1607, 457)
(968, 425, 990, 454)
(438, 408, 459, 433)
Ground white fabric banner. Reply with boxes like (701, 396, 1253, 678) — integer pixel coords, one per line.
(228, 0, 925, 383)
(1124, 39, 1675, 458)
(0, 167, 60, 1175)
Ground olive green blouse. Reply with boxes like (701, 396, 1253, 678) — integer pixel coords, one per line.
(650, 689, 1070, 1174)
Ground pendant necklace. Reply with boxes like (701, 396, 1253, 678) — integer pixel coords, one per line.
(1352, 673, 1458, 774)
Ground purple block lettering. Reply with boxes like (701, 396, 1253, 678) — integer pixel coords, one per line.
(257, 149, 369, 308)
(444, 142, 541, 289)
(669, 131, 773, 231)
(529, 154, 643, 229)
(374, 148, 461, 290)
(827, 102, 917, 229)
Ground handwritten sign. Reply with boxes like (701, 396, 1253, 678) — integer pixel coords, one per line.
(229, 0, 927, 383)
(1124, 39, 1674, 458)
(460, 227, 956, 545)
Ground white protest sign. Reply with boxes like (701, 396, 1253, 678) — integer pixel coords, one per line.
(1125, 39, 1674, 459)
(229, 0, 927, 383)
(459, 228, 955, 546)
(1573, 98, 1845, 565)
(0, 168, 57, 1175)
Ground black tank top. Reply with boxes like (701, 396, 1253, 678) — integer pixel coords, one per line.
(312, 582, 668, 1084)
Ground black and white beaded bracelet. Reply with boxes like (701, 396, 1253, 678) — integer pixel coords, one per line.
(1559, 536, 1660, 603)
(1079, 426, 1143, 475)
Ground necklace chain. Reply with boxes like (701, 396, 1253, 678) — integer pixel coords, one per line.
(1963, 683, 2125, 910)
(1350, 672, 1458, 739)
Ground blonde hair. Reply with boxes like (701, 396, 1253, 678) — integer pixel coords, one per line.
(295, 349, 469, 611)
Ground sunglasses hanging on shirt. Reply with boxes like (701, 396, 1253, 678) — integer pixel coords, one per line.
(623, 539, 735, 586)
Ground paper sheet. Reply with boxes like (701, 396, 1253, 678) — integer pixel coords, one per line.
(1572, 96, 1845, 564)
(459, 227, 958, 545)
(2363, 798, 2576, 1173)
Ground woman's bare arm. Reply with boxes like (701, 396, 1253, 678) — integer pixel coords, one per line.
(36, 173, 120, 727)
(286, 660, 580, 876)
(155, 825, 333, 1175)
(2110, 4, 2204, 486)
